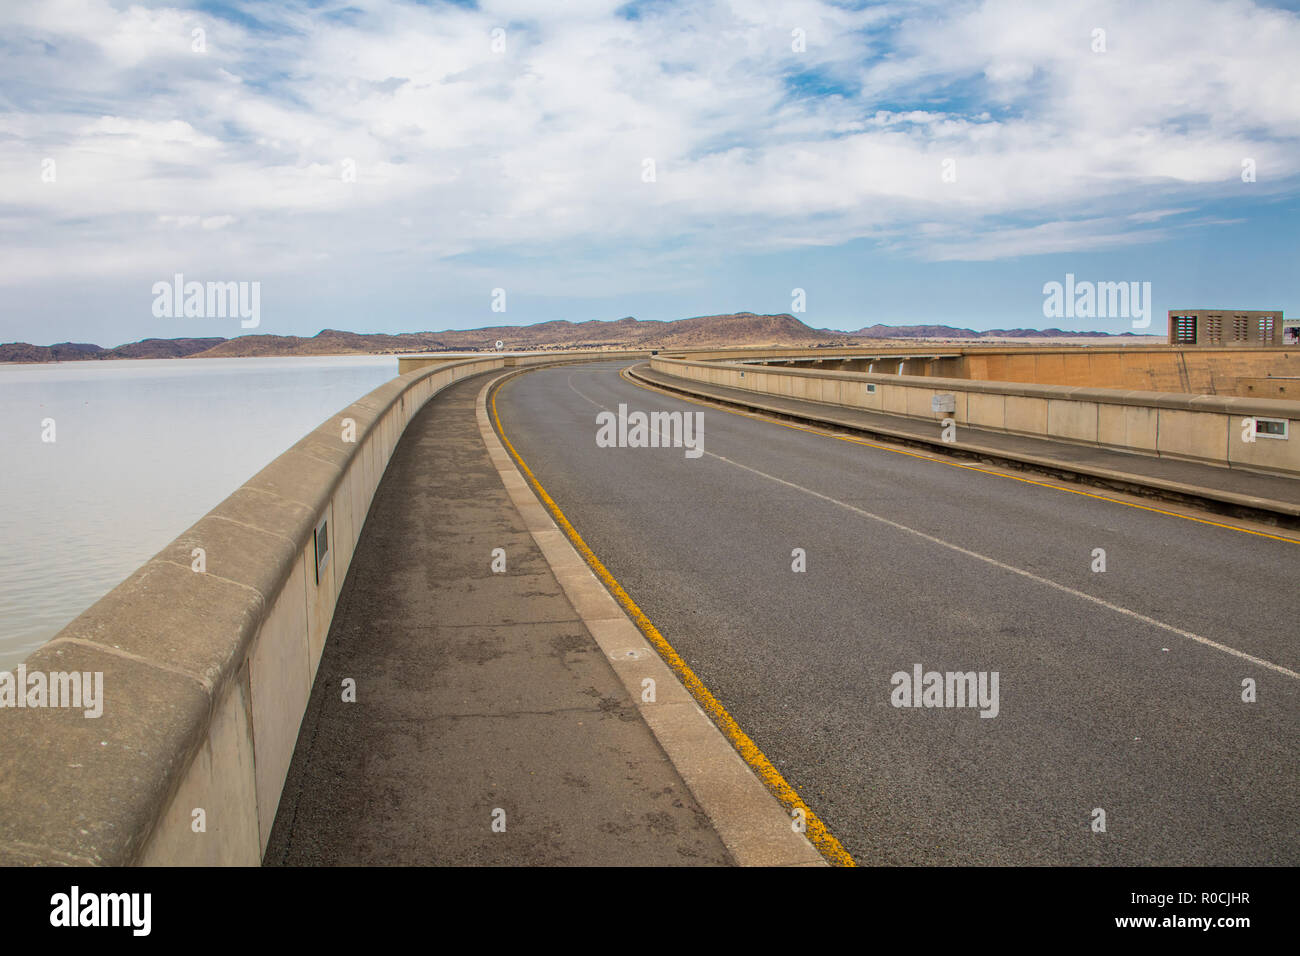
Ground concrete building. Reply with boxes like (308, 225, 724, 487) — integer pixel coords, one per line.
(1168, 309, 1296, 347)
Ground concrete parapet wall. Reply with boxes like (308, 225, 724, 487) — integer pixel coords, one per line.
(0, 353, 588, 866)
(650, 357, 1300, 477)
(398, 349, 649, 375)
(668, 345, 1299, 398)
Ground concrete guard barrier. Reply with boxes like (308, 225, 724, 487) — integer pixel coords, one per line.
(650, 357, 1300, 477)
(0, 350, 645, 866)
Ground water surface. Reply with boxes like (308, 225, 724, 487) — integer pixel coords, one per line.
(0, 355, 399, 671)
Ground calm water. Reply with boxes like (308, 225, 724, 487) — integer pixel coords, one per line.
(0, 355, 400, 671)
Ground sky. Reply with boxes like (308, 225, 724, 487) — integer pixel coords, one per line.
(2, 0, 1298, 346)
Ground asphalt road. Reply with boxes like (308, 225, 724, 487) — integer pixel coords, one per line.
(494, 361, 1300, 866)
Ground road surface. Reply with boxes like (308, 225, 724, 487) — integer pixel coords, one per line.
(494, 361, 1299, 865)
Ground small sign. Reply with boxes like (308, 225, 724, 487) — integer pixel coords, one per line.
(314, 517, 330, 585)
(932, 393, 956, 413)
(1254, 417, 1289, 440)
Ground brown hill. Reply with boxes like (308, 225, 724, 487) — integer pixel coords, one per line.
(189, 331, 433, 358)
(182, 314, 838, 356)
(0, 342, 107, 362)
(0, 338, 224, 362)
(648, 312, 843, 348)
(111, 337, 228, 358)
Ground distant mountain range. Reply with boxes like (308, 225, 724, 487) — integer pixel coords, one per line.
(0, 313, 1155, 363)
(849, 323, 1141, 340)
(0, 337, 228, 363)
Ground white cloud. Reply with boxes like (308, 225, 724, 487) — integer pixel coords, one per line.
(0, 0, 1296, 292)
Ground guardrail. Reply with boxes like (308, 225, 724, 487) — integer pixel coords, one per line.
(0, 350, 646, 866)
(650, 357, 1300, 477)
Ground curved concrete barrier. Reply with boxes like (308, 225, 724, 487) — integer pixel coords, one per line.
(0, 351, 643, 866)
(651, 356, 1300, 476)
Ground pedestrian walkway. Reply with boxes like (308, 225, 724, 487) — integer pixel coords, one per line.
(265, 372, 731, 865)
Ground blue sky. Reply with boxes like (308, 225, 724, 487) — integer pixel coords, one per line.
(2, 0, 1298, 345)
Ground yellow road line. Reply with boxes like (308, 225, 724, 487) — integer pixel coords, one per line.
(623, 367, 1300, 547)
(490, 376, 856, 867)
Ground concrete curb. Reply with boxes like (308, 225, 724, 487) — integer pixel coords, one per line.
(475, 371, 828, 867)
(627, 365, 1300, 527)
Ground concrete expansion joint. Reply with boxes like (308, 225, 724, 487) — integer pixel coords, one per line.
(42, 636, 216, 695)
(153, 558, 272, 606)
(207, 513, 302, 550)
(239, 484, 317, 510)
(292, 448, 347, 470)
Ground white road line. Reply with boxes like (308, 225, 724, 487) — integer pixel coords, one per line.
(572, 367, 1299, 680)
(566, 373, 609, 409)
(712, 450, 1299, 681)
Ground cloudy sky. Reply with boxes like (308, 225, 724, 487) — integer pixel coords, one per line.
(2, 0, 1298, 345)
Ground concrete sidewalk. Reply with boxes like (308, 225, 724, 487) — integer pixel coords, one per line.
(265, 371, 731, 865)
(631, 364, 1300, 520)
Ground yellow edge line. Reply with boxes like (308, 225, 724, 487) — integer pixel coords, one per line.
(624, 368, 1300, 547)
(490, 376, 856, 868)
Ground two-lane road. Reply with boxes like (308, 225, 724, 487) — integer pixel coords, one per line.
(495, 361, 1299, 865)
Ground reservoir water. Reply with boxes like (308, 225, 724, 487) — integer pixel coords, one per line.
(0, 355, 400, 671)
